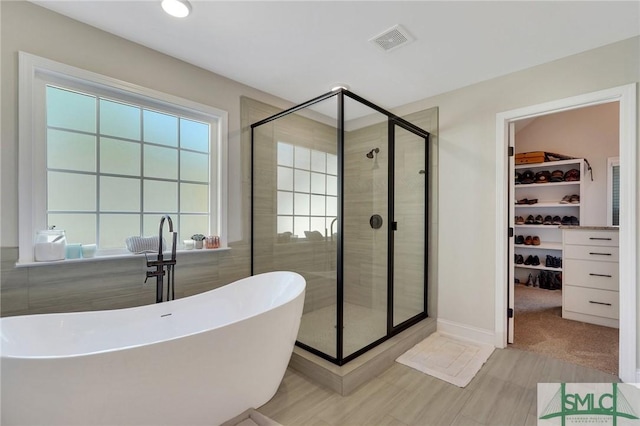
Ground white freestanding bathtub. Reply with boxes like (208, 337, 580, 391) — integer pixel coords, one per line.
(0, 271, 305, 426)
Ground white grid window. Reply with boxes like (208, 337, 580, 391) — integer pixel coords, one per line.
(18, 52, 228, 263)
(46, 85, 211, 249)
(277, 142, 337, 239)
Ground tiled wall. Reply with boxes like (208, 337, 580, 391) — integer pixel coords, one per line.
(0, 243, 251, 317)
(1, 96, 437, 322)
(343, 121, 388, 312)
(249, 95, 438, 320)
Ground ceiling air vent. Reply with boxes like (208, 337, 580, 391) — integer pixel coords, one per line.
(369, 24, 414, 52)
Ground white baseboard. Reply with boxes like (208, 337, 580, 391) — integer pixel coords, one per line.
(437, 318, 496, 346)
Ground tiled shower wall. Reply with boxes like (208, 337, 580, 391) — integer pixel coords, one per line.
(251, 95, 438, 319)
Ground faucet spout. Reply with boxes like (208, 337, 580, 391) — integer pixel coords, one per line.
(147, 215, 177, 303)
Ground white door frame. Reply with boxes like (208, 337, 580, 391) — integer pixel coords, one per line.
(495, 83, 637, 383)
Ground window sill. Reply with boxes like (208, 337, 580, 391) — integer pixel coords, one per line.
(15, 247, 231, 268)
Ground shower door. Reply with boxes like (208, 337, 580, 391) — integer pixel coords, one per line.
(391, 121, 428, 329)
(251, 88, 430, 365)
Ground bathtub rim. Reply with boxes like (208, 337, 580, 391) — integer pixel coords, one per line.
(0, 270, 305, 360)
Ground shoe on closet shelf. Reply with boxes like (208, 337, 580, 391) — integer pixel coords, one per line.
(550, 170, 564, 182)
(515, 216, 525, 225)
(570, 216, 579, 225)
(520, 170, 535, 184)
(552, 215, 562, 225)
(569, 194, 580, 204)
(554, 272, 562, 289)
(543, 215, 553, 225)
(525, 273, 534, 286)
(560, 195, 572, 204)
(534, 215, 544, 225)
(534, 171, 551, 184)
(515, 235, 525, 244)
(515, 254, 524, 264)
(525, 215, 535, 224)
(524, 236, 533, 245)
(533, 274, 540, 288)
(564, 169, 580, 182)
(517, 198, 537, 205)
(541, 271, 552, 289)
(561, 216, 572, 225)
(524, 255, 533, 265)
(531, 255, 540, 266)
(532, 236, 541, 245)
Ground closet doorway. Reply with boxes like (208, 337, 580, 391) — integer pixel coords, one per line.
(510, 103, 619, 375)
(495, 83, 637, 383)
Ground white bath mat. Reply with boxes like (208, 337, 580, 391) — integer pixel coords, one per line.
(396, 332, 495, 388)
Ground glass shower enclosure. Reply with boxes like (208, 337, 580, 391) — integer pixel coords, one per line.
(251, 89, 430, 365)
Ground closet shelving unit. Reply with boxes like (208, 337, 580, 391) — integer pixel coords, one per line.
(514, 158, 584, 277)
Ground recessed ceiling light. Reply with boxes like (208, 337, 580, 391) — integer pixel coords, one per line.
(161, 0, 191, 18)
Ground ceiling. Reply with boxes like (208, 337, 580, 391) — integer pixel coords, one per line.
(32, 1, 640, 112)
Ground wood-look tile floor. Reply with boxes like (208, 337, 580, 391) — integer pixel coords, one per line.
(258, 347, 618, 426)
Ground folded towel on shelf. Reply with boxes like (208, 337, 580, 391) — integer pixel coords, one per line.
(125, 236, 165, 254)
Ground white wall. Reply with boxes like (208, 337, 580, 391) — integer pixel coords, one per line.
(515, 102, 619, 226)
(392, 37, 639, 345)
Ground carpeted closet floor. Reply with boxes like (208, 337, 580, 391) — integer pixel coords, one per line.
(511, 284, 619, 376)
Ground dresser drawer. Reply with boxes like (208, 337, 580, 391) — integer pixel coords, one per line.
(563, 244, 619, 262)
(563, 260, 619, 291)
(563, 230, 619, 246)
(563, 285, 619, 320)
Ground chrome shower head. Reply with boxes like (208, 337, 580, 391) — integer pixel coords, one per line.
(366, 148, 380, 159)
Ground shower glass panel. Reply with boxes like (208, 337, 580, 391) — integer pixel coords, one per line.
(252, 95, 339, 358)
(342, 96, 389, 357)
(251, 89, 430, 365)
(393, 125, 426, 326)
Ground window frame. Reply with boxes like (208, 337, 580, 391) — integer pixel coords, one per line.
(18, 52, 228, 264)
(607, 156, 620, 227)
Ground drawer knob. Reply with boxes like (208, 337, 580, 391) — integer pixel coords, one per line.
(589, 301, 612, 306)
(589, 237, 612, 241)
(589, 252, 612, 256)
(589, 273, 612, 278)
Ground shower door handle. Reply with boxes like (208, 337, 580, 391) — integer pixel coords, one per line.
(392, 222, 397, 231)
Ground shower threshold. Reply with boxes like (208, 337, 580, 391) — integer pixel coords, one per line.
(289, 316, 436, 395)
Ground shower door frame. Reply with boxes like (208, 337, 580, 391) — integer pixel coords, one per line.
(250, 89, 430, 366)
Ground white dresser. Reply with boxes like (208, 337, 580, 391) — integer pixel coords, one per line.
(562, 227, 619, 328)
